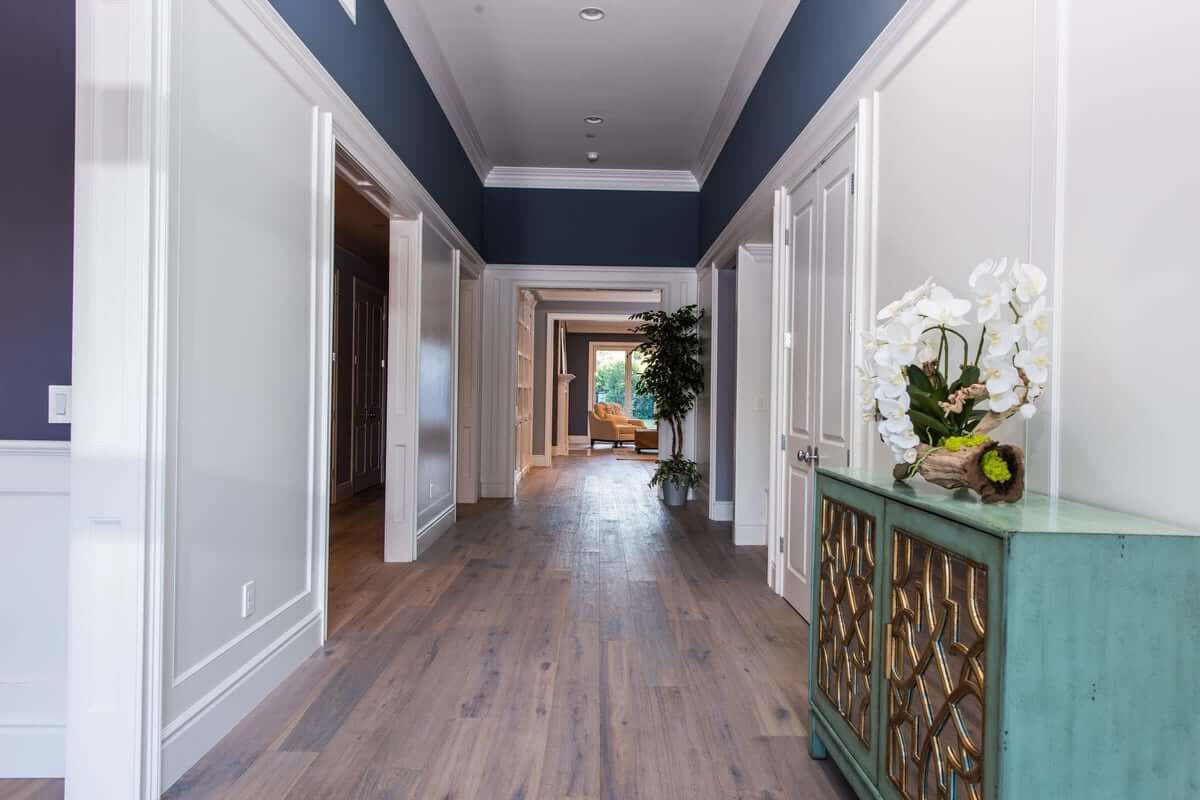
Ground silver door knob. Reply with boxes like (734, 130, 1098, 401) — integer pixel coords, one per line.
(797, 446, 821, 464)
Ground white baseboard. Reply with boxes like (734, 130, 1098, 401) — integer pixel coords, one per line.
(481, 481, 512, 498)
(531, 454, 551, 468)
(416, 505, 456, 556)
(567, 435, 590, 449)
(514, 465, 531, 487)
(734, 523, 767, 547)
(161, 610, 322, 790)
(709, 500, 735, 522)
(332, 480, 354, 504)
(0, 724, 65, 779)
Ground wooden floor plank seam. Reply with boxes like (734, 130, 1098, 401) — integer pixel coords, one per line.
(0, 453, 853, 800)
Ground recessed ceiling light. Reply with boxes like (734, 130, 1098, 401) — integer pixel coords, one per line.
(586, 152, 600, 162)
(579, 7, 606, 22)
(584, 116, 605, 125)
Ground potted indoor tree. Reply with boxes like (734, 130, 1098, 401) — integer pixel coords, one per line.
(631, 305, 705, 506)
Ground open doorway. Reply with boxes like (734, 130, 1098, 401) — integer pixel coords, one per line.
(327, 170, 391, 636)
(511, 289, 665, 497)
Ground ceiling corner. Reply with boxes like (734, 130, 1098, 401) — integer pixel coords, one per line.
(383, 0, 493, 182)
(485, 167, 700, 193)
(692, 0, 802, 187)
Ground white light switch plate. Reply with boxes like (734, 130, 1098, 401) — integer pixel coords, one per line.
(48, 385, 72, 424)
(241, 581, 256, 619)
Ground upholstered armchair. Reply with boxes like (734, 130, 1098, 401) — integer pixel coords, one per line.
(588, 402, 646, 447)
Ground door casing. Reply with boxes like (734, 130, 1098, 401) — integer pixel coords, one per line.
(770, 125, 861, 618)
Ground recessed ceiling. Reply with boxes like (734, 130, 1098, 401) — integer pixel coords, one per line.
(534, 288, 662, 303)
(334, 175, 390, 266)
(387, 0, 800, 185)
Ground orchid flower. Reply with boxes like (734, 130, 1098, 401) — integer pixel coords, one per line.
(984, 322, 1021, 358)
(1022, 296, 1051, 343)
(916, 286, 971, 327)
(1011, 261, 1048, 304)
(973, 271, 1012, 324)
(1014, 339, 1050, 384)
(982, 355, 1022, 412)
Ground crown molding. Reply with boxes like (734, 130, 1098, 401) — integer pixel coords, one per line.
(693, 0, 802, 186)
(383, 0, 492, 182)
(484, 167, 700, 192)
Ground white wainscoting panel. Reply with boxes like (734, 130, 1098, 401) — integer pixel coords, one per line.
(734, 245, 773, 545)
(417, 221, 459, 531)
(159, 0, 332, 785)
(0, 441, 69, 778)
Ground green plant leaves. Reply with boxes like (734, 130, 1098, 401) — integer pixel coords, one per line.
(950, 365, 981, 393)
(909, 410, 951, 438)
(631, 306, 705, 460)
(648, 455, 701, 489)
(906, 365, 933, 394)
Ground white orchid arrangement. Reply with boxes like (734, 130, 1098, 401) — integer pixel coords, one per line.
(860, 259, 1051, 475)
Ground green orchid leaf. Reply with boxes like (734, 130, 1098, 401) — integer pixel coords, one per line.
(906, 365, 933, 394)
(907, 388, 945, 420)
(951, 365, 981, 393)
(909, 410, 951, 437)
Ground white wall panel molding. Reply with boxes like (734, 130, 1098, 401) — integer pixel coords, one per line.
(697, 0, 944, 274)
(237, 0, 483, 266)
(480, 265, 697, 498)
(485, 167, 700, 192)
(160, 610, 321, 787)
(734, 244, 773, 545)
(416, 506, 457, 557)
(703, 0, 1068, 491)
(0, 441, 69, 778)
(385, 219, 423, 563)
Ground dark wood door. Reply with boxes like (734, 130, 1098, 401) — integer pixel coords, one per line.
(352, 278, 386, 492)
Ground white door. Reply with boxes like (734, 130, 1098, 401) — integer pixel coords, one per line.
(779, 132, 857, 619)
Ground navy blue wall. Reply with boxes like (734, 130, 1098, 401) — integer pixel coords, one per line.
(483, 188, 699, 268)
(1, 3, 74, 441)
(268, 0, 483, 247)
(699, 0, 905, 250)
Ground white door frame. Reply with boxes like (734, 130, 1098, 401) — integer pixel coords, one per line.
(733, 243, 773, 545)
(706, 262, 732, 522)
(69, 0, 481, 794)
(767, 113, 872, 594)
(456, 263, 483, 504)
(481, 265, 697, 498)
(542, 313, 637, 464)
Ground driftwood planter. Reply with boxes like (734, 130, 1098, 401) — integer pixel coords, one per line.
(892, 407, 1027, 504)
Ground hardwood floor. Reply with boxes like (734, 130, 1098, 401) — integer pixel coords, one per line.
(0, 781, 62, 800)
(2, 452, 854, 800)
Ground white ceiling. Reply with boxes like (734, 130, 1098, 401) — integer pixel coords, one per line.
(562, 320, 642, 334)
(387, 0, 800, 187)
(534, 288, 662, 303)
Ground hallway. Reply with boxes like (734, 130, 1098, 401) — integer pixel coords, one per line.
(163, 455, 853, 799)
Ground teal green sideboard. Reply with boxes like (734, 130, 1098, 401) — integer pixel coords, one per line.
(808, 467, 1200, 800)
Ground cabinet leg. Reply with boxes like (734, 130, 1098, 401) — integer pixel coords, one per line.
(809, 713, 828, 760)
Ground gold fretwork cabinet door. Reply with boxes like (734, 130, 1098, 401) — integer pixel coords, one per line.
(808, 478, 888, 782)
(876, 501, 1005, 800)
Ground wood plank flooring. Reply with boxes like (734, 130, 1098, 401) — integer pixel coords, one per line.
(0, 452, 854, 800)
